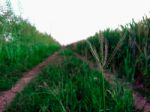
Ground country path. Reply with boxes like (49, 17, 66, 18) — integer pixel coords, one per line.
(1, 48, 150, 112)
(75, 53, 150, 112)
(0, 51, 59, 112)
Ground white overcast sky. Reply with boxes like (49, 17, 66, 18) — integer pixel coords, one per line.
(1, 0, 150, 45)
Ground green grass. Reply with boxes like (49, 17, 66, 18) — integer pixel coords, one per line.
(0, 2, 60, 91)
(59, 49, 74, 56)
(0, 1, 143, 111)
(5, 52, 134, 112)
(0, 41, 59, 91)
(68, 18, 150, 90)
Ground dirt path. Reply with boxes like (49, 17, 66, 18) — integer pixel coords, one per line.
(0, 52, 59, 112)
(1, 49, 150, 112)
(75, 53, 150, 112)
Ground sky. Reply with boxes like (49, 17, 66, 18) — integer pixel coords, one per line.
(1, 0, 150, 45)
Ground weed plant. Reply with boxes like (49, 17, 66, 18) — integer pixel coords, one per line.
(6, 51, 134, 112)
(0, 1, 60, 91)
(70, 17, 150, 89)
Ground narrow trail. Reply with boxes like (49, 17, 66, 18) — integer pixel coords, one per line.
(0, 52, 59, 112)
(0, 48, 150, 112)
(75, 53, 150, 112)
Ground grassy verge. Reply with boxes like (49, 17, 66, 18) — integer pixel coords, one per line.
(0, 42, 60, 91)
(68, 18, 150, 97)
(6, 50, 134, 112)
(0, 1, 60, 91)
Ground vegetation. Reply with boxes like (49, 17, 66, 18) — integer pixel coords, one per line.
(1, 1, 150, 111)
(6, 50, 134, 112)
(69, 18, 150, 91)
(0, 1, 60, 91)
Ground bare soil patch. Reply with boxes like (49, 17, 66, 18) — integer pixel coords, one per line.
(0, 52, 59, 112)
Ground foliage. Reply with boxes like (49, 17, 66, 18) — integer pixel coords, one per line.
(70, 17, 150, 88)
(6, 54, 134, 112)
(59, 49, 74, 56)
(0, 1, 60, 91)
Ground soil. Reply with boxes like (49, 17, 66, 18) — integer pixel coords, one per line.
(0, 49, 150, 112)
(75, 53, 150, 112)
(0, 52, 59, 112)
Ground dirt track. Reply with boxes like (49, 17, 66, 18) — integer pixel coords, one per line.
(0, 50, 150, 112)
(0, 52, 59, 112)
(75, 53, 150, 112)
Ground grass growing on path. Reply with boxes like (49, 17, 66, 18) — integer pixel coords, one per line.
(68, 18, 150, 100)
(0, 37, 59, 91)
(0, 1, 60, 91)
(6, 50, 134, 112)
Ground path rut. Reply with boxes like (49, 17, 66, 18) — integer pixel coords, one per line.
(1, 50, 150, 112)
(75, 53, 150, 112)
(0, 52, 59, 112)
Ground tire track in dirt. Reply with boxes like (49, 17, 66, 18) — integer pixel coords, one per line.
(1, 49, 150, 112)
(0, 52, 59, 112)
(75, 53, 150, 112)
